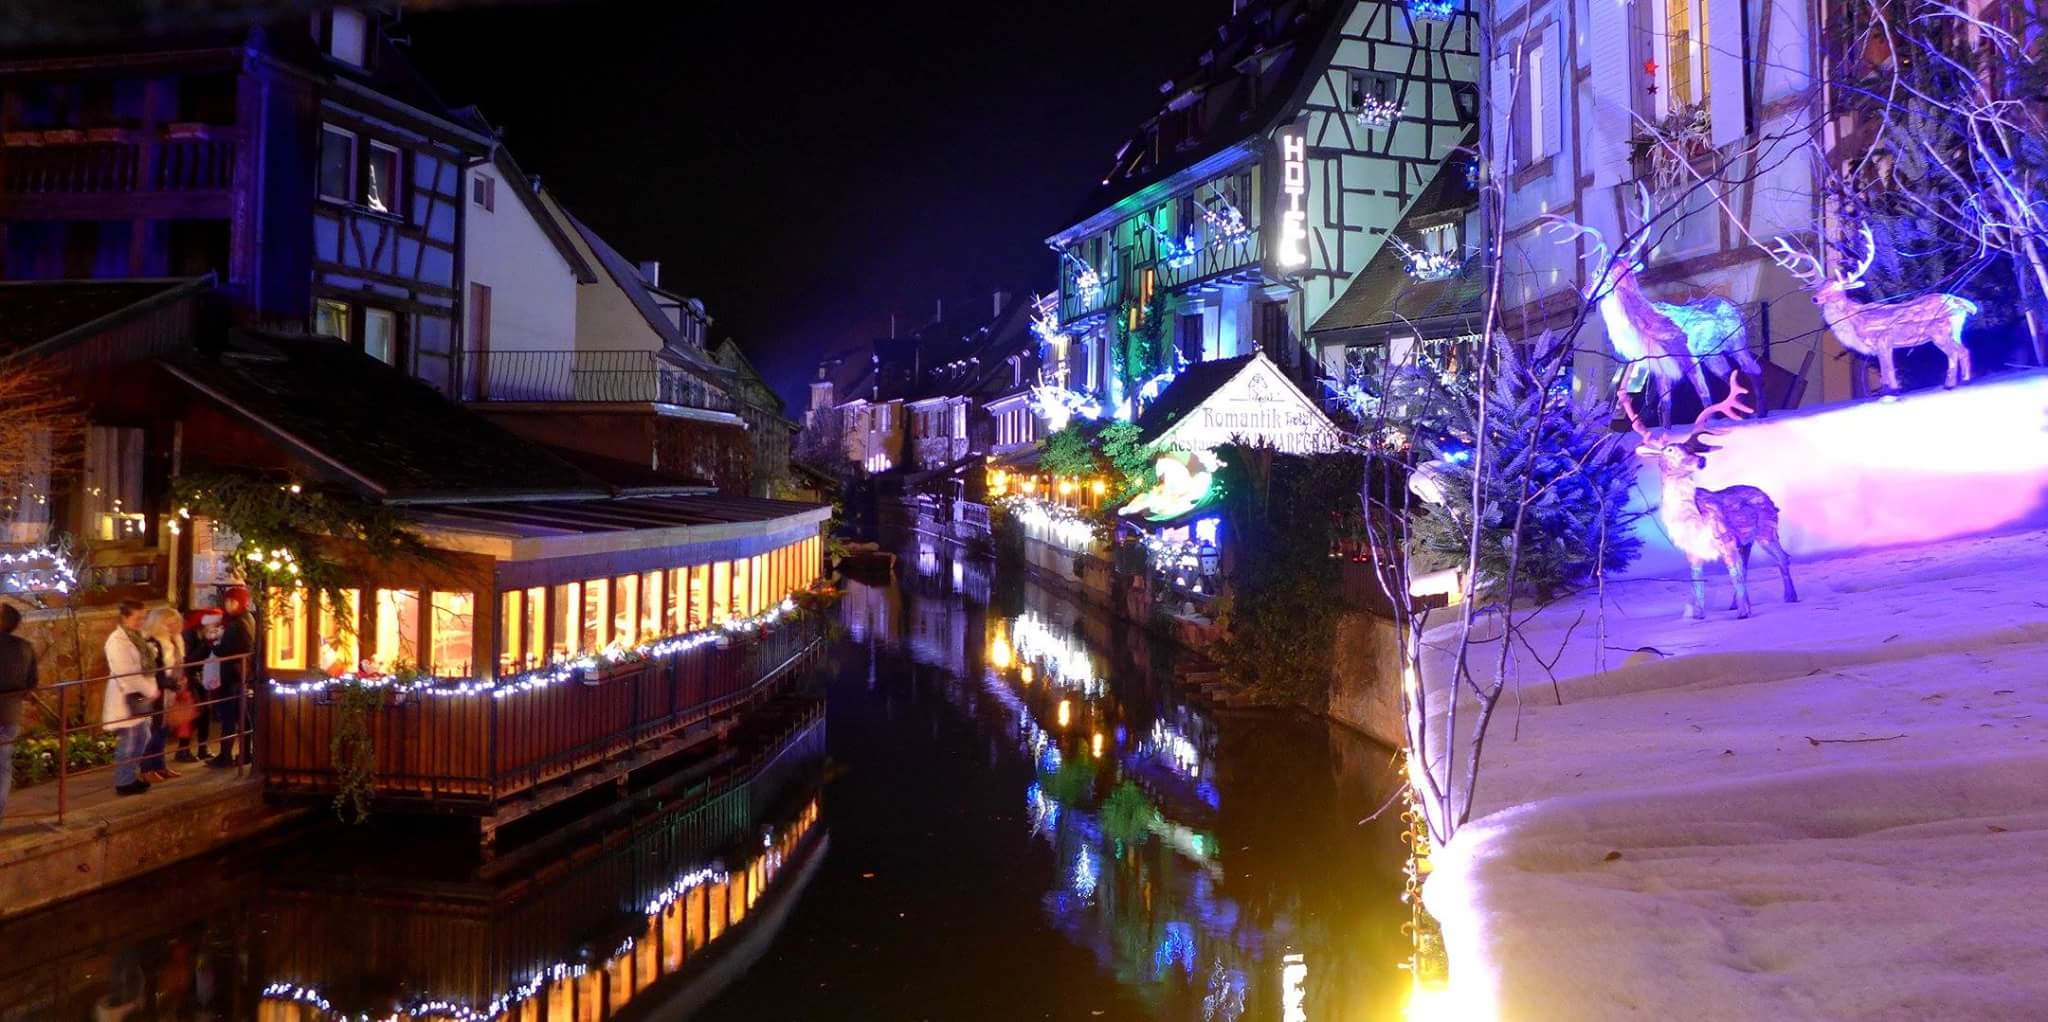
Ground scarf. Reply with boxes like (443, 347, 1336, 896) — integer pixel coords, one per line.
(120, 624, 152, 668)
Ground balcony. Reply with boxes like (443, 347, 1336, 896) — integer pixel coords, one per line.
(461, 349, 736, 414)
(1157, 230, 1265, 294)
(0, 129, 240, 217)
(1058, 266, 1124, 327)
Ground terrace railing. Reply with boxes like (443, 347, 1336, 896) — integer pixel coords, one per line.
(258, 617, 825, 811)
(0, 133, 239, 195)
(460, 349, 736, 413)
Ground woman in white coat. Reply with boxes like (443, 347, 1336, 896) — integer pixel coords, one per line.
(102, 600, 160, 796)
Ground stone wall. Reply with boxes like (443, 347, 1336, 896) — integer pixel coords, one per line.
(1327, 609, 1405, 750)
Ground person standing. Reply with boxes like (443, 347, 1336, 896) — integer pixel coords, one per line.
(207, 588, 254, 768)
(175, 609, 215, 763)
(0, 603, 40, 827)
(102, 600, 159, 796)
(140, 607, 186, 783)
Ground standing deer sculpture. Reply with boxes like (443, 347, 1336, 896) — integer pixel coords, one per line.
(1544, 186, 1760, 423)
(1767, 223, 1978, 392)
(1622, 374, 1797, 620)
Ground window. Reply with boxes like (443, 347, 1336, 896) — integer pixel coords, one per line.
(552, 581, 581, 659)
(0, 428, 51, 546)
(82, 426, 144, 542)
(267, 589, 309, 670)
(364, 141, 401, 215)
(1660, 0, 1710, 111)
(751, 555, 767, 615)
(641, 571, 663, 640)
(315, 298, 350, 341)
(325, 7, 367, 66)
(612, 575, 638, 647)
(319, 589, 359, 676)
(469, 282, 492, 356)
(472, 173, 496, 211)
(363, 307, 396, 366)
(710, 561, 732, 623)
(687, 565, 709, 630)
(523, 586, 545, 671)
(318, 125, 355, 202)
(374, 589, 419, 672)
(429, 591, 473, 677)
(581, 577, 608, 652)
(1508, 27, 1561, 168)
(731, 559, 751, 619)
(499, 590, 522, 675)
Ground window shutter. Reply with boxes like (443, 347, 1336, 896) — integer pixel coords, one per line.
(1488, 52, 1514, 171)
(1541, 23, 1564, 162)
(1586, 0, 1636, 186)
(1706, 0, 1747, 146)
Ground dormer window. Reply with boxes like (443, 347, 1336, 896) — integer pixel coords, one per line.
(322, 8, 369, 67)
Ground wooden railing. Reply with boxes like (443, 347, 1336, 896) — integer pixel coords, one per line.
(258, 618, 825, 811)
(0, 135, 239, 195)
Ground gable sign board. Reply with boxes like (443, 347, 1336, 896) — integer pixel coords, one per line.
(1154, 353, 1342, 455)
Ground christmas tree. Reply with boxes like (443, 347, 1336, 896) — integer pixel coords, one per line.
(1411, 333, 1643, 603)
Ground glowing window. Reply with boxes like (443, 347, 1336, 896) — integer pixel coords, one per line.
(710, 562, 732, 622)
(581, 578, 608, 652)
(729, 560, 749, 620)
(523, 586, 545, 671)
(552, 581, 581, 659)
(374, 589, 419, 672)
(429, 591, 473, 677)
(318, 589, 359, 677)
(688, 565, 709, 630)
(499, 590, 522, 675)
(665, 567, 685, 633)
(266, 589, 308, 670)
(641, 571, 663, 640)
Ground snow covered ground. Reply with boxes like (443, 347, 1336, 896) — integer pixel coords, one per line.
(1417, 529, 2048, 1021)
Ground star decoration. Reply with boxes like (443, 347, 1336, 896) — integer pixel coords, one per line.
(1643, 58, 1660, 75)
(1647, 83, 1660, 95)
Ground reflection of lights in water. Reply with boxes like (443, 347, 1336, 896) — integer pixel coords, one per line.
(1026, 781, 1060, 836)
(1146, 719, 1203, 778)
(1072, 847, 1098, 900)
(988, 624, 1014, 670)
(1033, 730, 1063, 773)
(1153, 921, 1198, 979)
(1203, 960, 1248, 1021)
(1091, 732, 1105, 758)
(1057, 699, 1071, 728)
(1010, 613, 1100, 695)
(1282, 953, 1308, 1022)
(1021, 664, 1034, 685)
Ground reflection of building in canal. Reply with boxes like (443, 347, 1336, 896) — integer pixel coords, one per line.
(839, 579, 902, 645)
(256, 715, 827, 1021)
(0, 711, 826, 1022)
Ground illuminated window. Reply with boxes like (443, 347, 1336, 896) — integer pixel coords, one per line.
(266, 589, 308, 670)
(364, 141, 401, 214)
(729, 560, 749, 620)
(688, 565, 709, 630)
(552, 582, 580, 659)
(523, 586, 545, 671)
(318, 589, 359, 676)
(314, 298, 350, 342)
(612, 575, 638, 648)
(710, 562, 731, 622)
(581, 578, 608, 652)
(374, 589, 419, 672)
(750, 554, 766, 615)
(640, 571, 663, 640)
(499, 589, 522, 675)
(363, 307, 397, 366)
(665, 567, 685, 633)
(429, 591, 473, 676)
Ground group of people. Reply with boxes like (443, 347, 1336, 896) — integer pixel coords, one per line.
(100, 589, 253, 797)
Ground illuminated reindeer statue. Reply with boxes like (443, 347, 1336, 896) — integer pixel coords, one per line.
(1767, 223, 1977, 392)
(1622, 374, 1797, 620)
(1543, 186, 1758, 423)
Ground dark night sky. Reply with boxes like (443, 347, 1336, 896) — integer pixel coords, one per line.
(404, 0, 1220, 407)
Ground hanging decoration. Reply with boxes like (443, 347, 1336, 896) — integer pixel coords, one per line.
(1119, 449, 1223, 522)
(1387, 235, 1463, 281)
(1202, 184, 1251, 246)
(1145, 221, 1200, 271)
(1408, 0, 1458, 19)
(0, 541, 80, 599)
(1061, 249, 1106, 306)
(1356, 94, 1403, 130)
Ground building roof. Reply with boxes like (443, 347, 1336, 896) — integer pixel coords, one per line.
(486, 146, 600, 284)
(902, 297, 1038, 403)
(161, 331, 611, 502)
(414, 494, 828, 540)
(561, 208, 729, 382)
(712, 338, 790, 417)
(1131, 350, 1341, 453)
(1052, 0, 1346, 239)
(1310, 136, 1485, 338)
(1132, 353, 1261, 442)
(0, 277, 211, 358)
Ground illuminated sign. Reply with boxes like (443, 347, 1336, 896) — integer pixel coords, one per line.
(1277, 126, 1309, 268)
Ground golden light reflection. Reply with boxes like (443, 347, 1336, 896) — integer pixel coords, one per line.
(1057, 699, 1071, 728)
(1090, 732, 1105, 758)
(989, 624, 1014, 670)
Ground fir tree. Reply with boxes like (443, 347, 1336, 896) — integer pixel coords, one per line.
(1410, 334, 1643, 603)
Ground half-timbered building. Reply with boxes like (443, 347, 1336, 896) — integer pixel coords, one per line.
(1043, 0, 1480, 419)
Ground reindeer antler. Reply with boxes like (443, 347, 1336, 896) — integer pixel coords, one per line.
(1842, 222, 1877, 289)
(1765, 236, 1825, 287)
(1539, 215, 1612, 270)
(1615, 383, 1662, 445)
(1624, 182, 1657, 261)
(1678, 373, 1755, 453)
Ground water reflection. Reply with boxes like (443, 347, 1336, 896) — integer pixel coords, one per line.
(0, 707, 828, 1021)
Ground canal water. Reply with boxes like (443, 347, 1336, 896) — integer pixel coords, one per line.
(0, 560, 1408, 1021)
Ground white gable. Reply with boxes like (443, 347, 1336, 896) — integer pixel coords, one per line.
(1154, 352, 1342, 454)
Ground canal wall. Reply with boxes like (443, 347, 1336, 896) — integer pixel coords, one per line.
(1327, 611, 1406, 750)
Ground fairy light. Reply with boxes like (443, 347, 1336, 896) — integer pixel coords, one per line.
(0, 543, 81, 596)
(1357, 93, 1403, 129)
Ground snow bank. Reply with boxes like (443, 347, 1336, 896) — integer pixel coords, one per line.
(1418, 529, 2048, 1021)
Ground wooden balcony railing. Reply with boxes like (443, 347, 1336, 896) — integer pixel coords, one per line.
(0, 134, 239, 196)
(259, 617, 825, 811)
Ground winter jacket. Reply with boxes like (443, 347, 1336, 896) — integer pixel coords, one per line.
(210, 614, 253, 693)
(101, 628, 159, 731)
(0, 632, 38, 728)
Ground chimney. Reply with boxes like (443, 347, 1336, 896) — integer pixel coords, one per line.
(638, 260, 660, 287)
(993, 290, 1010, 317)
(935, 298, 944, 323)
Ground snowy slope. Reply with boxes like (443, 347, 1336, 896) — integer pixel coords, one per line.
(1417, 530, 2048, 1021)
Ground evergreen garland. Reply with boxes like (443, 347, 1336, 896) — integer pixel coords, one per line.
(1410, 335, 1643, 603)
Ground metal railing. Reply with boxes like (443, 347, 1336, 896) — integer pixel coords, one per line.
(0, 135, 239, 195)
(458, 349, 736, 413)
(8, 653, 256, 825)
(259, 617, 825, 810)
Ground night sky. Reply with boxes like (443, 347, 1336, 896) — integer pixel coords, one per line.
(405, 0, 1219, 407)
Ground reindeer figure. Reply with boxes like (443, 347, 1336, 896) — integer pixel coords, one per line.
(1622, 375, 1797, 620)
(1768, 223, 1977, 391)
(1544, 186, 1759, 422)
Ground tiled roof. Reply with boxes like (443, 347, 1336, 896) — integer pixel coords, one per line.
(0, 278, 209, 356)
(1132, 353, 1259, 444)
(162, 332, 609, 502)
(1309, 145, 1485, 337)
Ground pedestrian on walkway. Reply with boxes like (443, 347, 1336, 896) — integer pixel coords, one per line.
(102, 600, 160, 796)
(140, 607, 186, 783)
(176, 607, 217, 762)
(206, 588, 253, 768)
(0, 603, 41, 826)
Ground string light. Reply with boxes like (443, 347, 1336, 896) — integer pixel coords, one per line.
(1201, 185, 1251, 245)
(0, 543, 79, 597)
(1408, 0, 1458, 19)
(1357, 94, 1403, 129)
(1388, 235, 1463, 281)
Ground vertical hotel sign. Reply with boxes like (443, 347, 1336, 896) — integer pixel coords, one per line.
(1267, 121, 1310, 277)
